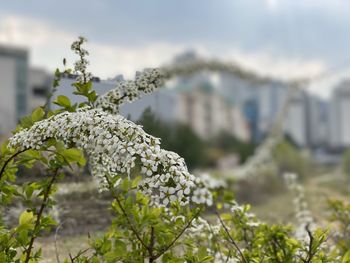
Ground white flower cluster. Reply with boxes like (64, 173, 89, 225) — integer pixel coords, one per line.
(283, 172, 315, 241)
(71, 37, 93, 84)
(95, 59, 273, 115)
(8, 108, 212, 207)
(197, 172, 227, 190)
(161, 59, 270, 84)
(230, 201, 261, 227)
(95, 58, 302, 184)
(95, 68, 165, 114)
(186, 202, 260, 262)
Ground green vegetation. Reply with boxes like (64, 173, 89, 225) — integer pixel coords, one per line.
(273, 140, 311, 179)
(0, 37, 350, 262)
(138, 107, 255, 170)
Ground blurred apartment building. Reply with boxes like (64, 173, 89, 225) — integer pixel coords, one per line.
(1, 46, 348, 151)
(220, 73, 307, 145)
(120, 81, 251, 142)
(54, 74, 251, 142)
(219, 72, 329, 148)
(0, 45, 28, 135)
(328, 80, 350, 149)
(0, 44, 51, 136)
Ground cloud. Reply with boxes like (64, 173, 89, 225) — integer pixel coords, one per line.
(265, 0, 280, 11)
(0, 14, 190, 79)
(0, 13, 329, 89)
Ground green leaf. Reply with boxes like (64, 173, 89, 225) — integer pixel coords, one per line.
(31, 107, 45, 122)
(61, 148, 86, 166)
(20, 116, 33, 128)
(25, 185, 34, 199)
(132, 176, 142, 188)
(88, 90, 97, 103)
(1, 140, 10, 154)
(19, 210, 34, 226)
(54, 95, 71, 108)
(342, 251, 350, 263)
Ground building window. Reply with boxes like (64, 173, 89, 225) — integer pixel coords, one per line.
(32, 86, 48, 97)
(16, 93, 27, 116)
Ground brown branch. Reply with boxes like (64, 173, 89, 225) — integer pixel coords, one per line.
(0, 148, 28, 180)
(69, 247, 91, 262)
(148, 226, 155, 263)
(24, 169, 59, 263)
(304, 224, 316, 263)
(216, 212, 248, 263)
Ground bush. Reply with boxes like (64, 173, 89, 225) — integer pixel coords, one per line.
(0, 37, 348, 262)
(273, 140, 311, 179)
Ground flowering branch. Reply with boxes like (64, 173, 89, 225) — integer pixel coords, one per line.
(283, 172, 315, 241)
(9, 108, 212, 206)
(95, 59, 280, 115)
(71, 36, 92, 85)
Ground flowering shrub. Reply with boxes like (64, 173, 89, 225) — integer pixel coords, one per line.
(95, 53, 277, 115)
(0, 37, 349, 262)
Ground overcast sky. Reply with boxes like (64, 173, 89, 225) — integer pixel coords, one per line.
(1, 0, 350, 97)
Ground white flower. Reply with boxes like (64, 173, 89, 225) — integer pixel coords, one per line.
(9, 108, 211, 207)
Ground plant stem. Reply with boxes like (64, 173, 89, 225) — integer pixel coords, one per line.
(24, 169, 59, 263)
(152, 209, 201, 260)
(305, 224, 316, 263)
(148, 226, 155, 263)
(105, 176, 150, 252)
(216, 212, 248, 263)
(0, 149, 28, 180)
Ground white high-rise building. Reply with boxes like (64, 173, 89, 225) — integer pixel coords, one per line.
(0, 45, 28, 136)
(28, 68, 52, 112)
(306, 95, 328, 148)
(218, 72, 310, 146)
(120, 81, 251, 142)
(284, 90, 308, 146)
(328, 80, 350, 148)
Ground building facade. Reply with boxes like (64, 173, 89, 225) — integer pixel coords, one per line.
(28, 68, 52, 112)
(328, 80, 350, 148)
(0, 45, 28, 135)
(120, 81, 251, 142)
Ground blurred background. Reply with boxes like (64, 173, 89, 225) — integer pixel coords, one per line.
(1, 1, 350, 260)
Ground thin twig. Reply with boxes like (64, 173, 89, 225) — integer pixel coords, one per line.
(148, 226, 155, 263)
(216, 212, 248, 263)
(69, 247, 91, 262)
(152, 209, 201, 260)
(305, 224, 316, 263)
(24, 169, 59, 263)
(105, 175, 150, 251)
(0, 149, 28, 180)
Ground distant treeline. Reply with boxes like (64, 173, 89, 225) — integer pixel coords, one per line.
(136, 107, 256, 170)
